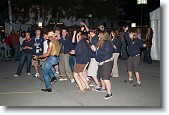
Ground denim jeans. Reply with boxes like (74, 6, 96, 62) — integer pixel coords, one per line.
(14, 44, 20, 60)
(43, 56, 59, 89)
(69, 55, 76, 72)
(42, 61, 56, 78)
(143, 46, 152, 64)
(1, 49, 7, 59)
(16, 53, 33, 75)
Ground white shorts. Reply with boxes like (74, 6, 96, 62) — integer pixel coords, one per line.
(87, 58, 98, 77)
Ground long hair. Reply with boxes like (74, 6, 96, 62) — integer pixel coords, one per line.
(97, 31, 111, 48)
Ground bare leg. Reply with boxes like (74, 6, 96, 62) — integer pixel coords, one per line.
(135, 72, 140, 83)
(34, 61, 39, 73)
(54, 65, 59, 73)
(128, 71, 133, 80)
(100, 78, 106, 89)
(91, 76, 101, 87)
(104, 80, 112, 94)
(79, 72, 90, 89)
(73, 72, 84, 91)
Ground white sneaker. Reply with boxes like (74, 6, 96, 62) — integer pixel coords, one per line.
(55, 72, 59, 77)
(34, 73, 40, 77)
(71, 79, 75, 83)
(14, 74, 19, 77)
(59, 78, 68, 81)
(27, 73, 31, 76)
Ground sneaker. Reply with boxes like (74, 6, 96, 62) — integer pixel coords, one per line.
(71, 79, 75, 83)
(89, 82, 96, 87)
(104, 93, 113, 99)
(34, 73, 40, 78)
(27, 73, 31, 76)
(124, 80, 133, 83)
(133, 83, 141, 87)
(51, 77, 57, 84)
(55, 72, 60, 77)
(14, 74, 19, 77)
(59, 78, 68, 81)
(95, 87, 106, 92)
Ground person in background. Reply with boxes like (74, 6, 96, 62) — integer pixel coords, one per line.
(12, 31, 21, 61)
(33, 31, 60, 92)
(19, 31, 26, 46)
(58, 28, 74, 83)
(136, 28, 142, 40)
(123, 26, 146, 87)
(32, 28, 44, 77)
(69, 31, 76, 72)
(0, 38, 7, 61)
(120, 26, 128, 60)
(70, 32, 91, 93)
(111, 30, 121, 78)
(4, 33, 11, 58)
(9, 30, 16, 57)
(54, 29, 61, 77)
(143, 27, 153, 64)
(14, 32, 34, 77)
(91, 31, 113, 99)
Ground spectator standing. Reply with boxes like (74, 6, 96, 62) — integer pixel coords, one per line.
(111, 30, 121, 78)
(32, 28, 44, 77)
(58, 28, 74, 83)
(14, 32, 34, 77)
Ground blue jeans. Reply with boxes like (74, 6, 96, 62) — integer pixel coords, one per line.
(43, 56, 59, 89)
(14, 44, 20, 60)
(42, 61, 56, 78)
(16, 53, 33, 75)
(69, 55, 76, 72)
(143, 46, 152, 64)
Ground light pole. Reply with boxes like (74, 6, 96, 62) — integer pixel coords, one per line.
(137, 0, 147, 33)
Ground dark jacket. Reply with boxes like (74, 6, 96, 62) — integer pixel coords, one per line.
(75, 39, 90, 64)
(112, 37, 121, 53)
(22, 39, 34, 54)
(123, 32, 145, 57)
(95, 40, 113, 62)
(88, 35, 99, 58)
(58, 36, 72, 54)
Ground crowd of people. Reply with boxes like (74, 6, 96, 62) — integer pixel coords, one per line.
(0, 22, 153, 99)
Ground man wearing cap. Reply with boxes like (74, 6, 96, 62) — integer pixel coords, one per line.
(34, 31, 61, 92)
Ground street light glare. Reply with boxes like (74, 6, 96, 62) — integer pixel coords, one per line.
(137, 0, 147, 5)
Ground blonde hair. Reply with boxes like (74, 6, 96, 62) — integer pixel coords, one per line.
(97, 31, 111, 48)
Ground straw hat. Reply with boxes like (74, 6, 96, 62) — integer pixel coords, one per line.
(47, 31, 56, 37)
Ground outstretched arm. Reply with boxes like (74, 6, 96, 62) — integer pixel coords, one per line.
(80, 22, 89, 32)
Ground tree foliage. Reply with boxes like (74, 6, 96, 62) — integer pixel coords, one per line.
(0, 0, 118, 23)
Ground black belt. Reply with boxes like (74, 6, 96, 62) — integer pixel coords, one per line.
(51, 55, 59, 57)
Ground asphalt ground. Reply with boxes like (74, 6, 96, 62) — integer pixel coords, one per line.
(0, 59, 160, 106)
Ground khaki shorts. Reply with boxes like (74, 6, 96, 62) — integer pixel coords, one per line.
(32, 58, 43, 66)
(87, 58, 98, 77)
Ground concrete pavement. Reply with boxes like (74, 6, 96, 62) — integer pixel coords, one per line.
(0, 59, 161, 106)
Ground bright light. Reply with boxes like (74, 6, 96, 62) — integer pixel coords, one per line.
(131, 23, 136, 28)
(1, 30, 4, 32)
(88, 14, 92, 18)
(38, 22, 42, 27)
(137, 0, 147, 4)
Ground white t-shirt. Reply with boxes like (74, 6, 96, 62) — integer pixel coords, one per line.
(43, 40, 48, 54)
(19, 36, 26, 45)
